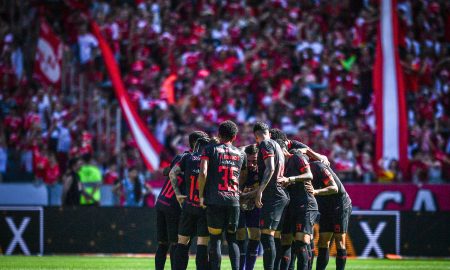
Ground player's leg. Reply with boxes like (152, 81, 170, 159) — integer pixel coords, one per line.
(246, 227, 261, 270)
(207, 205, 225, 270)
(155, 209, 169, 270)
(196, 212, 209, 270)
(167, 210, 182, 270)
(308, 211, 320, 270)
(308, 234, 315, 270)
(294, 210, 317, 270)
(174, 211, 194, 270)
(226, 206, 241, 270)
(236, 210, 247, 270)
(279, 207, 293, 270)
(274, 230, 282, 270)
(315, 232, 333, 270)
(334, 205, 351, 270)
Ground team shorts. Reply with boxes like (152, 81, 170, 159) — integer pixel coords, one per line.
(319, 205, 352, 233)
(238, 208, 261, 229)
(287, 208, 320, 235)
(259, 197, 289, 230)
(178, 210, 208, 237)
(156, 208, 180, 243)
(206, 205, 240, 233)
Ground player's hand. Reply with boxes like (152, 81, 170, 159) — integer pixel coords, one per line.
(320, 155, 330, 167)
(255, 191, 263, 208)
(279, 177, 290, 187)
(305, 181, 314, 194)
(199, 197, 207, 209)
(176, 195, 187, 206)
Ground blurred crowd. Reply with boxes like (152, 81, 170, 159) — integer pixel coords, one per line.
(0, 0, 449, 196)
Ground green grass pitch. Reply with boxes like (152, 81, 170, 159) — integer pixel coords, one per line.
(0, 256, 450, 270)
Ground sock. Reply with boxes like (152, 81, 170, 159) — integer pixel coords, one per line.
(261, 234, 276, 270)
(306, 244, 312, 270)
(316, 248, 329, 270)
(196, 244, 208, 270)
(174, 243, 189, 270)
(336, 249, 347, 270)
(309, 241, 315, 270)
(209, 234, 222, 270)
(246, 239, 259, 270)
(237, 239, 247, 270)
(274, 238, 282, 270)
(155, 243, 169, 270)
(279, 244, 292, 270)
(226, 233, 240, 270)
(294, 241, 309, 270)
(288, 246, 295, 270)
(170, 243, 177, 270)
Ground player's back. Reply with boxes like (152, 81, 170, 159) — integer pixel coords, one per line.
(203, 143, 246, 206)
(156, 152, 187, 211)
(180, 152, 203, 213)
(257, 139, 287, 201)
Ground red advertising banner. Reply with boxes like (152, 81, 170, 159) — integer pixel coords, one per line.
(34, 19, 63, 86)
(345, 184, 450, 211)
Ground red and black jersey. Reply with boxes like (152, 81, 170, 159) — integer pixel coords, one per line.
(257, 139, 287, 201)
(202, 143, 246, 206)
(178, 152, 203, 215)
(285, 151, 318, 211)
(156, 152, 188, 213)
(310, 161, 351, 211)
(288, 140, 309, 151)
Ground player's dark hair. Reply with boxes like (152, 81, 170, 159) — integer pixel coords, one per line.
(189, 130, 208, 149)
(209, 136, 220, 144)
(275, 139, 287, 150)
(195, 137, 210, 153)
(253, 121, 269, 136)
(269, 128, 287, 141)
(245, 144, 258, 155)
(218, 120, 238, 142)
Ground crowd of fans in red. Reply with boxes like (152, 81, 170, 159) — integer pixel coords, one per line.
(0, 0, 449, 189)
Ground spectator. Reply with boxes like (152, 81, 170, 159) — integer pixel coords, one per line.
(44, 153, 60, 185)
(113, 166, 148, 207)
(0, 138, 7, 182)
(61, 157, 83, 206)
(78, 154, 102, 206)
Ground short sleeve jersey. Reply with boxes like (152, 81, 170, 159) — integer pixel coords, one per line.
(285, 151, 318, 211)
(257, 139, 287, 201)
(310, 161, 352, 211)
(178, 152, 204, 215)
(156, 152, 187, 212)
(288, 140, 309, 150)
(202, 143, 247, 206)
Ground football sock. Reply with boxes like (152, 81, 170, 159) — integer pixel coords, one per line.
(237, 239, 247, 270)
(274, 237, 282, 270)
(209, 234, 222, 270)
(294, 241, 309, 270)
(288, 246, 296, 270)
(196, 244, 208, 270)
(316, 248, 329, 270)
(170, 243, 177, 270)
(336, 249, 347, 270)
(261, 234, 276, 270)
(279, 244, 292, 270)
(309, 241, 315, 270)
(226, 232, 240, 270)
(174, 243, 189, 270)
(155, 242, 169, 270)
(246, 239, 260, 270)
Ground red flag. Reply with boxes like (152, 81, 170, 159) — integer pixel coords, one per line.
(34, 19, 63, 86)
(373, 0, 408, 175)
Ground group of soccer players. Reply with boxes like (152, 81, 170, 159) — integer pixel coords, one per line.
(155, 120, 352, 270)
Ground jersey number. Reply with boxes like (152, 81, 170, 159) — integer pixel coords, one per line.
(189, 175, 200, 202)
(218, 166, 237, 191)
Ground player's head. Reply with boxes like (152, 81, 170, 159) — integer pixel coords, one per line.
(218, 120, 238, 143)
(269, 128, 288, 142)
(245, 144, 258, 172)
(275, 138, 291, 158)
(189, 130, 208, 150)
(209, 136, 220, 144)
(194, 137, 210, 153)
(253, 121, 270, 143)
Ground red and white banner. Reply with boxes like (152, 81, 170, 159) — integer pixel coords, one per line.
(34, 20, 63, 86)
(346, 184, 450, 211)
(90, 21, 163, 171)
(373, 0, 408, 174)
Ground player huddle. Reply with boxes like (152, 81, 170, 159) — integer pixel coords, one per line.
(155, 120, 352, 270)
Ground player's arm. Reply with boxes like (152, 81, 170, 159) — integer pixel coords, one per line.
(305, 149, 330, 167)
(239, 152, 248, 188)
(169, 164, 186, 205)
(198, 158, 208, 208)
(287, 165, 313, 183)
(255, 156, 275, 208)
(313, 168, 338, 196)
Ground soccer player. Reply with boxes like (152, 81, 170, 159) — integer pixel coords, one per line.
(310, 161, 352, 270)
(253, 122, 289, 270)
(198, 120, 247, 270)
(275, 139, 319, 270)
(236, 144, 261, 270)
(155, 131, 208, 270)
(169, 137, 211, 270)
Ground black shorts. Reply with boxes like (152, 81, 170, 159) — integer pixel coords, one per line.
(238, 208, 261, 229)
(156, 208, 180, 243)
(319, 205, 352, 233)
(206, 205, 240, 233)
(178, 210, 208, 237)
(260, 197, 289, 230)
(288, 208, 320, 235)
